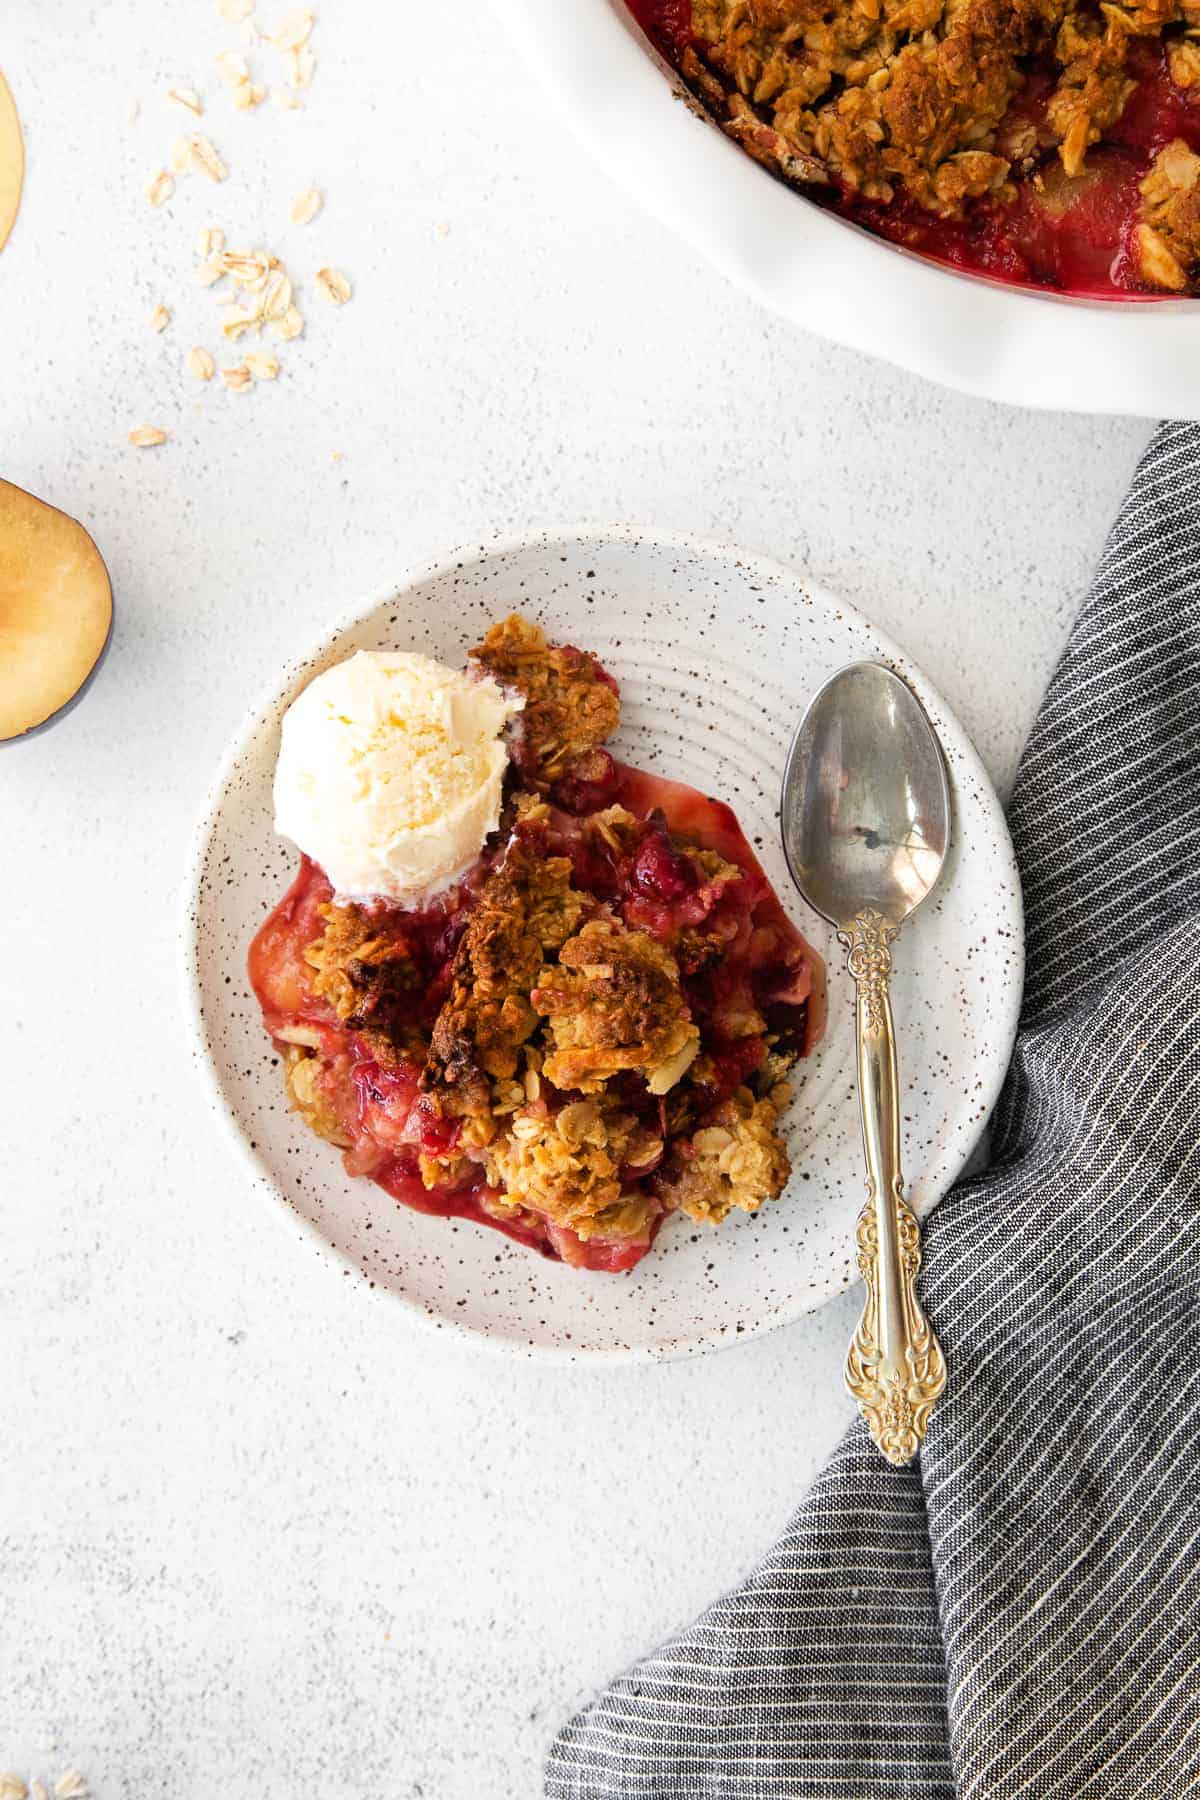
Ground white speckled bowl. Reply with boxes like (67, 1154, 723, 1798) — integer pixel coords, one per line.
(181, 530, 1023, 1361)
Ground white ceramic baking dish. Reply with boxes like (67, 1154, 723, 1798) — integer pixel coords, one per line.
(498, 0, 1200, 417)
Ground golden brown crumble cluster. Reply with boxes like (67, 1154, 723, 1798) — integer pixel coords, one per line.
(470, 612, 621, 783)
(685, 0, 1200, 287)
(287, 614, 797, 1247)
(282, 1042, 351, 1148)
(1136, 137, 1200, 286)
(483, 1088, 664, 1243)
(656, 1088, 793, 1224)
(425, 832, 586, 1097)
(533, 918, 701, 1096)
(307, 904, 425, 1068)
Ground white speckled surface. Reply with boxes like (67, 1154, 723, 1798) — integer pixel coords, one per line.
(0, 2, 1151, 1796)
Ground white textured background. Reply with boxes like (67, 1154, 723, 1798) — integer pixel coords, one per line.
(1, 2, 1152, 1796)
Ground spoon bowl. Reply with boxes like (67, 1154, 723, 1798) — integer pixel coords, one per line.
(781, 663, 950, 932)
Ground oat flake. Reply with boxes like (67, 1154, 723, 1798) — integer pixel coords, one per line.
(221, 303, 263, 338)
(145, 168, 174, 207)
(186, 345, 216, 380)
(316, 265, 351, 304)
(273, 7, 314, 51)
(222, 249, 271, 285)
(129, 424, 168, 446)
(189, 133, 228, 182)
(284, 44, 316, 88)
(262, 268, 292, 316)
(289, 186, 322, 224)
(216, 50, 250, 86)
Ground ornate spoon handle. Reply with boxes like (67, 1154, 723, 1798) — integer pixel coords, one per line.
(839, 909, 946, 1466)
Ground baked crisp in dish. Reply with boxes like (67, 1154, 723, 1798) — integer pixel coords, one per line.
(629, 0, 1200, 295)
(249, 615, 824, 1273)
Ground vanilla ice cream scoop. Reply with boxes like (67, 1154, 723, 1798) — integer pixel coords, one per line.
(273, 649, 523, 905)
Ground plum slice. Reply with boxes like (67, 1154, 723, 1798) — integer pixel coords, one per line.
(0, 70, 22, 259)
(0, 479, 113, 743)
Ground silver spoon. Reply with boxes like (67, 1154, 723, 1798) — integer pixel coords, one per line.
(781, 663, 949, 1466)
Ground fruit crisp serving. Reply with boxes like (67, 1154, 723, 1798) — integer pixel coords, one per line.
(249, 615, 824, 1273)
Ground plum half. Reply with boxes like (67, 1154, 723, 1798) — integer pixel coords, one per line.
(0, 69, 23, 257)
(0, 479, 113, 743)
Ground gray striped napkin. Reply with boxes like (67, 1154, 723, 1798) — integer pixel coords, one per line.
(546, 420, 1200, 1800)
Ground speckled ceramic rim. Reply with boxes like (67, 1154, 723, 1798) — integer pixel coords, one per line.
(496, 0, 1200, 418)
(179, 525, 1024, 1364)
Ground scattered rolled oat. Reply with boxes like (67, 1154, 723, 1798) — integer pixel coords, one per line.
(273, 302, 304, 339)
(284, 44, 316, 88)
(262, 267, 292, 316)
(221, 301, 263, 338)
(216, 50, 250, 86)
(316, 265, 350, 304)
(273, 7, 314, 50)
(289, 186, 322, 224)
(0, 1776, 28, 1800)
(31, 1786, 48, 1800)
(433, 219, 451, 238)
(188, 133, 228, 182)
(262, 275, 291, 322)
(54, 1776, 89, 1800)
(144, 168, 174, 207)
(130, 1, 343, 440)
(223, 248, 271, 285)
